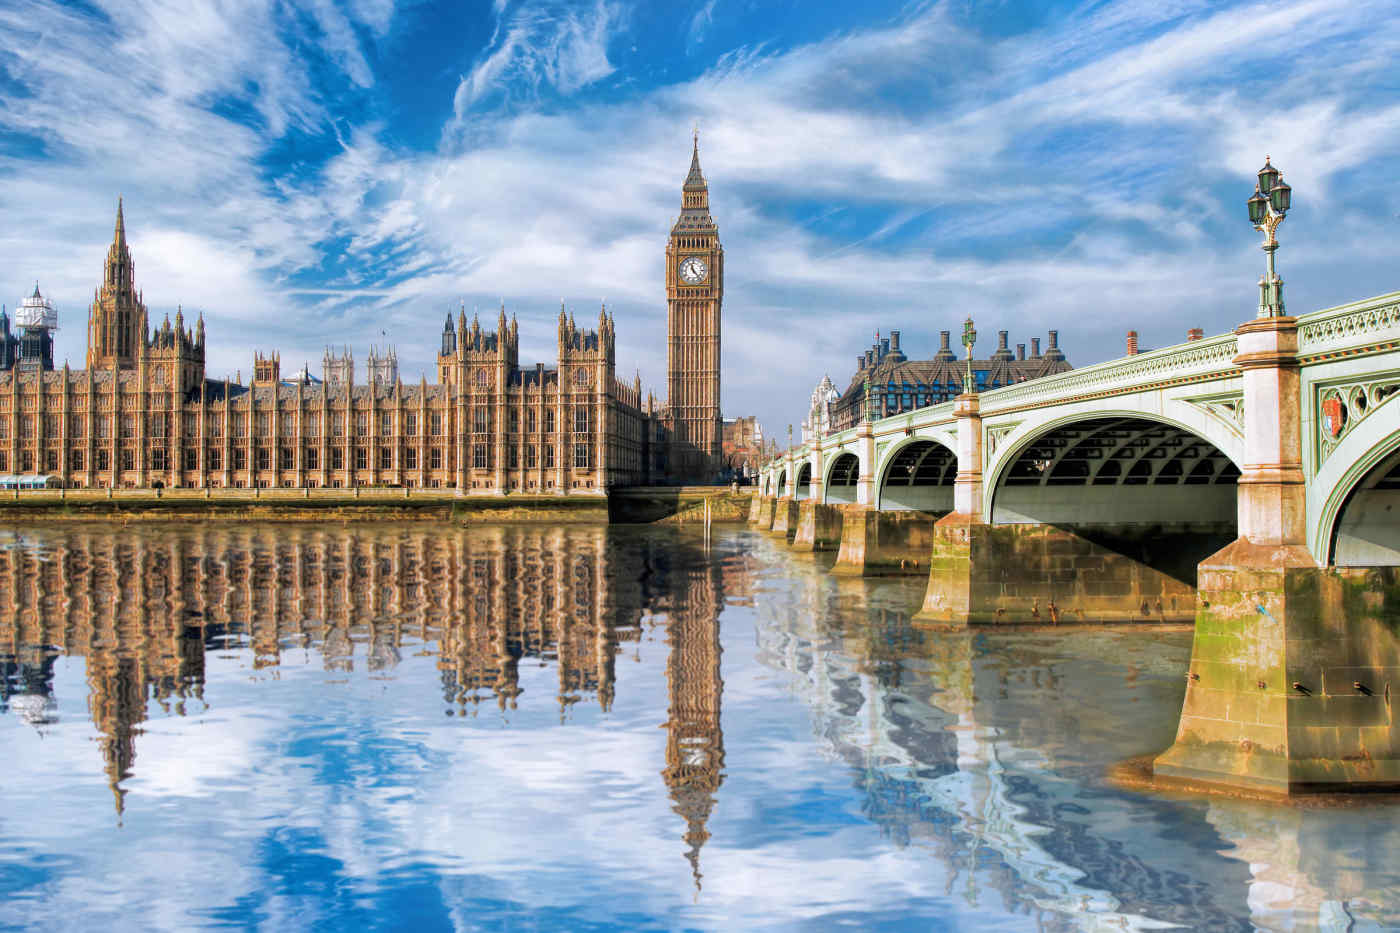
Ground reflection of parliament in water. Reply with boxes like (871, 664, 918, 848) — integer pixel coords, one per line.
(0, 526, 727, 877)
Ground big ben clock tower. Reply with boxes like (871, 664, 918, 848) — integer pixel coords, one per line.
(665, 132, 723, 482)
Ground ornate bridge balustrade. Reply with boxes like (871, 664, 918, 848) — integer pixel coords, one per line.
(754, 289, 1400, 795)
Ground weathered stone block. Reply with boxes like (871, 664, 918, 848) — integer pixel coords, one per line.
(1155, 538, 1400, 793)
(769, 497, 799, 541)
(913, 517, 1197, 626)
(755, 495, 776, 530)
(832, 506, 940, 576)
(790, 499, 842, 552)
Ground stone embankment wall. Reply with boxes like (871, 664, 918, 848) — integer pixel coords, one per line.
(608, 487, 753, 524)
(0, 486, 755, 525)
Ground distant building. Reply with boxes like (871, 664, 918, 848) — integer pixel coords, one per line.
(0, 307, 18, 371)
(827, 328, 1072, 433)
(0, 284, 59, 373)
(803, 375, 839, 443)
(721, 416, 764, 478)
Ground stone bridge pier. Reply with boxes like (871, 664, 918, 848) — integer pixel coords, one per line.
(916, 399, 1235, 627)
(1153, 316, 1400, 793)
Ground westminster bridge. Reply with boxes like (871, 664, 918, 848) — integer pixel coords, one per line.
(754, 290, 1400, 796)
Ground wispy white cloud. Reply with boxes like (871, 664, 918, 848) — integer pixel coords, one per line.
(687, 0, 718, 51)
(451, 0, 622, 118)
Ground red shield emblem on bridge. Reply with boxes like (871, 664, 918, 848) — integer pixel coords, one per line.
(1322, 396, 1345, 438)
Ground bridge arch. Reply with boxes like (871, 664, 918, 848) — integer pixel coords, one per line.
(795, 461, 812, 500)
(1314, 402, 1400, 564)
(823, 452, 861, 505)
(983, 403, 1244, 515)
(875, 436, 956, 512)
(985, 409, 1243, 525)
(987, 413, 1241, 533)
(776, 468, 788, 498)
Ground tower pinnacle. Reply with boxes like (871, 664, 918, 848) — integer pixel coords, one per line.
(685, 132, 706, 190)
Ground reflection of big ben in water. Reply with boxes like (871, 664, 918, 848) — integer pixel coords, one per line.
(660, 557, 725, 890)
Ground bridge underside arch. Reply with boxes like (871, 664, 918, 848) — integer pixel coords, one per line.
(776, 469, 788, 498)
(878, 440, 955, 512)
(1332, 448, 1400, 566)
(795, 462, 812, 500)
(824, 453, 860, 505)
(992, 417, 1240, 583)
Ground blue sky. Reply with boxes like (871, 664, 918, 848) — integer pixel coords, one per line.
(0, 0, 1396, 434)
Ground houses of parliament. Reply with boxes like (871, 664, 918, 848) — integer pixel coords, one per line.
(0, 141, 726, 490)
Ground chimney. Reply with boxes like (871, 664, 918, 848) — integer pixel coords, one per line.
(1048, 330, 1059, 350)
(998, 330, 1009, 351)
(940, 331, 951, 351)
(1127, 331, 1139, 355)
(880, 337, 890, 357)
(1016, 343, 1025, 361)
(1187, 328, 1204, 341)
(1031, 337, 1041, 358)
(890, 330, 901, 352)
(857, 356, 866, 372)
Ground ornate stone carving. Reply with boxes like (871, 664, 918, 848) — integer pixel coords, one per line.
(1298, 296, 1400, 354)
(1183, 392, 1245, 438)
(984, 334, 1238, 410)
(1317, 376, 1400, 466)
(984, 422, 1021, 459)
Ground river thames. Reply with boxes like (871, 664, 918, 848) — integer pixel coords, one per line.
(0, 522, 1396, 930)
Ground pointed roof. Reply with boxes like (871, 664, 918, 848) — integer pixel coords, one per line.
(684, 130, 706, 190)
(114, 197, 126, 247)
(673, 132, 717, 235)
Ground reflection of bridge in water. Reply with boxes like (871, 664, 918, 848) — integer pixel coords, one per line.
(752, 557, 1400, 930)
(0, 524, 731, 885)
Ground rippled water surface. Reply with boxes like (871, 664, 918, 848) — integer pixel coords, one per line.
(1, 523, 1398, 931)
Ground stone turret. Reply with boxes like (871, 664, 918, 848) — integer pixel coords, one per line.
(253, 351, 280, 387)
(86, 198, 147, 370)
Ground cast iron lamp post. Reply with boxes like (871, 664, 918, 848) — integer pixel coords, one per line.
(961, 317, 977, 394)
(1248, 156, 1292, 318)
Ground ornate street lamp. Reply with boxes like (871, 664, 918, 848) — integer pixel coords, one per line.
(1248, 156, 1292, 317)
(961, 317, 977, 394)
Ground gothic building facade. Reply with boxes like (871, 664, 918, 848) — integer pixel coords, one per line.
(0, 144, 728, 490)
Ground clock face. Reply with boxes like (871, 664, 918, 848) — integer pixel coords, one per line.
(679, 256, 708, 284)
